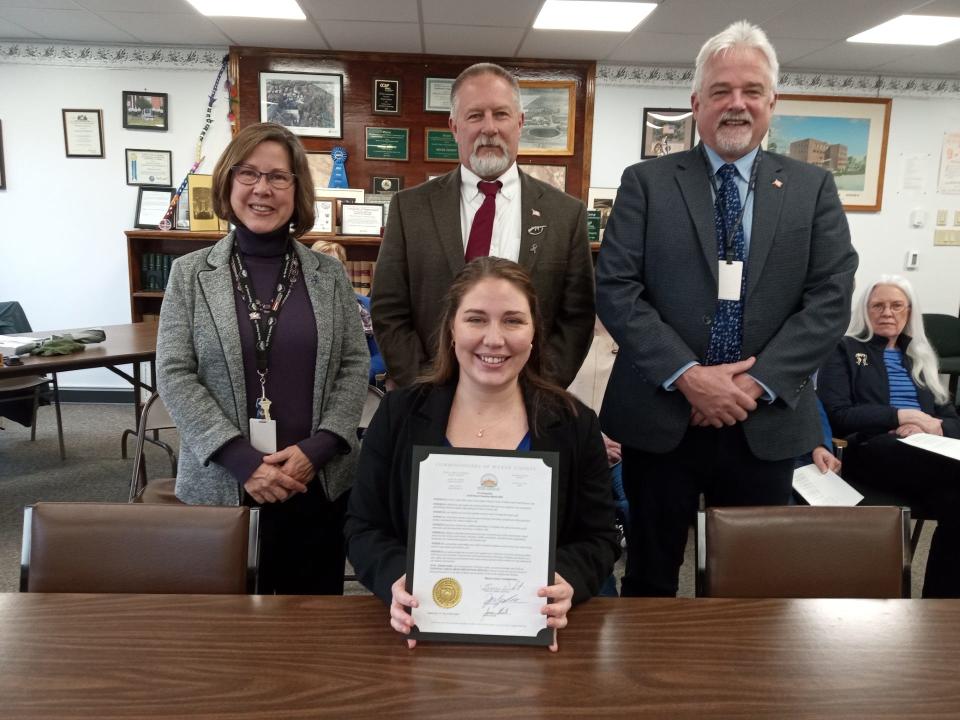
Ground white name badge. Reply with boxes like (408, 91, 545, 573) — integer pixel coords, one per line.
(249, 418, 277, 454)
(718, 260, 744, 301)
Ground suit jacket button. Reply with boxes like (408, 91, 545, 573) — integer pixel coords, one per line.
(702, 315, 712, 325)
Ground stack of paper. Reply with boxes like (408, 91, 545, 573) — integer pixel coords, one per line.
(899, 433, 960, 462)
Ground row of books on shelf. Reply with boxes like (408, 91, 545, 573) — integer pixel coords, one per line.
(141, 253, 176, 291)
(348, 261, 375, 297)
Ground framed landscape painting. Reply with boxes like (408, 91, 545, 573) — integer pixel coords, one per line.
(260, 72, 343, 138)
(766, 95, 891, 212)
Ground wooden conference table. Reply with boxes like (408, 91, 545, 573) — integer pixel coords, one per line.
(0, 322, 158, 423)
(2, 594, 958, 719)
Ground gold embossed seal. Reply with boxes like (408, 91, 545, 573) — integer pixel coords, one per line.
(432, 577, 462, 608)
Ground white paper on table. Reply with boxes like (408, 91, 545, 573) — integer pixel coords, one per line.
(899, 433, 960, 462)
(410, 451, 553, 638)
(792, 463, 864, 506)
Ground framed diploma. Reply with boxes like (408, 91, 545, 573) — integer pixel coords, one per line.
(135, 186, 175, 229)
(406, 446, 558, 646)
(312, 197, 336, 235)
(372, 78, 400, 115)
(125, 148, 173, 186)
(62, 109, 104, 158)
(340, 202, 383, 236)
(424, 77, 454, 112)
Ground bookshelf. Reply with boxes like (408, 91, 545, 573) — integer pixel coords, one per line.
(125, 230, 382, 322)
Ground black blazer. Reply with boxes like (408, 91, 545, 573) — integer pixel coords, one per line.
(818, 335, 960, 440)
(344, 383, 620, 605)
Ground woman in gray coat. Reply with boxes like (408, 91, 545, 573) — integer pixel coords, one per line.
(157, 122, 369, 594)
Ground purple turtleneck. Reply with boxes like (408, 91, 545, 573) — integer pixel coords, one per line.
(211, 225, 342, 486)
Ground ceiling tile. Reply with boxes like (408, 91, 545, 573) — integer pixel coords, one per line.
(209, 17, 327, 48)
(768, 36, 837, 65)
(299, 0, 419, 23)
(75, 0, 196, 12)
(423, 23, 525, 57)
(0, 7, 135, 41)
(605, 31, 706, 64)
(420, 0, 540, 28)
(784, 40, 917, 72)
(0, 15, 38, 36)
(640, 0, 798, 35)
(0, 0, 81, 8)
(320, 20, 422, 53)
(100, 11, 229, 45)
(874, 41, 960, 74)
(518, 29, 626, 61)
(760, 0, 926, 41)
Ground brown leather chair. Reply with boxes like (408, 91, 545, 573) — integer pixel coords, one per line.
(21, 502, 260, 594)
(696, 506, 911, 599)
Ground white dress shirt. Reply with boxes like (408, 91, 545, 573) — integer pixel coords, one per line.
(458, 162, 522, 262)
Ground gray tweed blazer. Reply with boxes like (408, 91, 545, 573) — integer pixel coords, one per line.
(156, 232, 369, 506)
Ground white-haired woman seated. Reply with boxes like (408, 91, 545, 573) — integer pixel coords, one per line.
(819, 275, 960, 597)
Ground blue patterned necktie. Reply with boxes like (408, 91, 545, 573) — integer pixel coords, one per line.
(706, 163, 746, 365)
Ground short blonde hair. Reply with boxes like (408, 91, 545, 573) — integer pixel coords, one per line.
(311, 240, 346, 264)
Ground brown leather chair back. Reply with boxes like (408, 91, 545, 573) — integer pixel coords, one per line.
(697, 506, 910, 599)
(21, 502, 259, 594)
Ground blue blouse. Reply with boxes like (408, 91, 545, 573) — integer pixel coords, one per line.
(883, 348, 921, 410)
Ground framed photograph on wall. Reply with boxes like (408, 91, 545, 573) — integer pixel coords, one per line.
(424, 77, 454, 112)
(62, 109, 104, 158)
(260, 72, 343, 138)
(518, 80, 575, 156)
(641, 108, 695, 159)
(312, 197, 337, 235)
(307, 151, 333, 190)
(175, 189, 190, 230)
(122, 91, 168, 131)
(125, 148, 173, 186)
(520, 164, 567, 192)
(767, 94, 892, 212)
(135, 186, 174, 229)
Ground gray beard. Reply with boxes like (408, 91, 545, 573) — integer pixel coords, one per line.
(714, 125, 755, 157)
(469, 151, 511, 178)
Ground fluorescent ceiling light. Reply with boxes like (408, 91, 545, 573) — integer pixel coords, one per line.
(534, 1, 656, 32)
(848, 15, 960, 45)
(185, 0, 306, 20)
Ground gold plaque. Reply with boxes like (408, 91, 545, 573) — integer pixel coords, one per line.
(432, 577, 462, 608)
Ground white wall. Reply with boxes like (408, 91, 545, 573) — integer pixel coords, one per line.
(591, 83, 960, 317)
(0, 61, 231, 389)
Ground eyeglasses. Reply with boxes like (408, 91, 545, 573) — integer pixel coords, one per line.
(232, 165, 296, 190)
(868, 301, 910, 315)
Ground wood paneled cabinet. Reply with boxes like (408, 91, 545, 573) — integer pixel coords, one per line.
(125, 230, 382, 322)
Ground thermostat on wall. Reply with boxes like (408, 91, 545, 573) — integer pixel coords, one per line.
(905, 250, 919, 270)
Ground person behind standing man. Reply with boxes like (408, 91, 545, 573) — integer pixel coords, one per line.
(371, 62, 594, 388)
(157, 122, 369, 595)
(595, 21, 858, 597)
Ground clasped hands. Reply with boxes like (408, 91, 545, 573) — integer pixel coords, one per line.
(894, 409, 943, 438)
(677, 356, 762, 428)
(390, 572, 573, 652)
(243, 445, 315, 504)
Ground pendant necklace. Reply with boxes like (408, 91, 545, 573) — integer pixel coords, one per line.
(475, 410, 512, 438)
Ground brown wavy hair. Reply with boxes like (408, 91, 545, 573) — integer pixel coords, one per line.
(211, 122, 316, 237)
(420, 257, 576, 432)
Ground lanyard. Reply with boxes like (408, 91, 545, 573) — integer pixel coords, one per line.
(702, 145, 762, 263)
(229, 244, 301, 406)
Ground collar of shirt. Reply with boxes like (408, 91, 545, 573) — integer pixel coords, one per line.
(703, 144, 759, 182)
(459, 162, 520, 205)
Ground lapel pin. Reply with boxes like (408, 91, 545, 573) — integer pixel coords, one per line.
(528, 225, 546, 236)
(530, 242, 538, 254)
(855, 353, 868, 366)
(532, 208, 541, 217)
(772, 178, 783, 188)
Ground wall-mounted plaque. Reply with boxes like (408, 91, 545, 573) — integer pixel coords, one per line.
(425, 127, 459, 162)
(365, 127, 409, 161)
(373, 78, 400, 115)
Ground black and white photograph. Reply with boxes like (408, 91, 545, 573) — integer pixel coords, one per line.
(518, 80, 575, 156)
(122, 91, 168, 131)
(260, 72, 343, 138)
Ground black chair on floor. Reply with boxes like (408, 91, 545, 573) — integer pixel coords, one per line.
(923, 313, 960, 404)
(0, 301, 64, 460)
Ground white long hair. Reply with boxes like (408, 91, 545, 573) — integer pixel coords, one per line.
(847, 274, 949, 404)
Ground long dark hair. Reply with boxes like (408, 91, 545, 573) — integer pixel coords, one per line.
(420, 257, 577, 433)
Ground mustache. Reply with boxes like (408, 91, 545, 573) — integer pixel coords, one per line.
(473, 135, 509, 153)
(719, 111, 751, 125)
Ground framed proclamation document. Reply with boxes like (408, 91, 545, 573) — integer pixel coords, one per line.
(406, 446, 558, 646)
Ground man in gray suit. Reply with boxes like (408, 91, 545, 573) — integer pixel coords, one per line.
(596, 21, 858, 596)
(372, 62, 594, 387)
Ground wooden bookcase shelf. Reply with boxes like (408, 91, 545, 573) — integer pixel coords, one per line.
(125, 230, 382, 322)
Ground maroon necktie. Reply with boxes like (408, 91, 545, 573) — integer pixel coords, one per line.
(464, 180, 502, 262)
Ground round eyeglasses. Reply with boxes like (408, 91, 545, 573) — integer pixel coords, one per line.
(232, 165, 296, 190)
